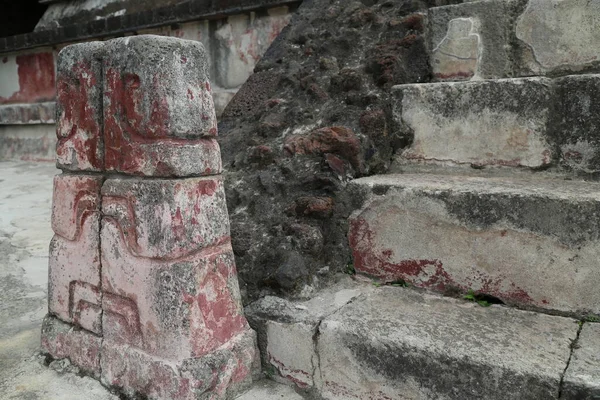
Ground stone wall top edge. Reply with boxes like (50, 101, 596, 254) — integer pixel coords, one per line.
(0, 0, 300, 54)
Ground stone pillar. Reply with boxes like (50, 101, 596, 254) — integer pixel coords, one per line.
(42, 35, 259, 400)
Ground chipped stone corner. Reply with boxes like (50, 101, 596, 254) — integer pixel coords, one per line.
(245, 276, 372, 392)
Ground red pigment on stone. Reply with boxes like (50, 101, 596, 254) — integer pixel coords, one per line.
(104, 68, 143, 172)
(0, 52, 55, 104)
(197, 274, 246, 346)
(56, 60, 103, 168)
(349, 216, 536, 305)
(196, 179, 218, 196)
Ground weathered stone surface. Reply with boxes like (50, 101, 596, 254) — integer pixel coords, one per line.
(214, 9, 292, 89)
(348, 174, 600, 315)
(100, 177, 249, 362)
(48, 175, 102, 334)
(101, 239, 250, 362)
(41, 315, 102, 377)
(103, 35, 220, 176)
(0, 101, 55, 125)
(245, 277, 371, 389)
(0, 124, 56, 162)
(101, 177, 230, 259)
(516, 0, 600, 76)
(101, 328, 259, 400)
(562, 323, 600, 399)
(392, 78, 553, 168)
(318, 287, 577, 400)
(55, 42, 105, 172)
(236, 379, 307, 400)
(429, 0, 512, 81)
(552, 74, 600, 174)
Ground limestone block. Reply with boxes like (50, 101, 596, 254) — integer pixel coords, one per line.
(318, 288, 577, 400)
(516, 0, 600, 76)
(103, 35, 219, 177)
(552, 74, 600, 173)
(245, 278, 371, 390)
(562, 323, 600, 399)
(55, 42, 105, 171)
(392, 78, 553, 168)
(348, 174, 600, 315)
(429, 0, 512, 81)
(41, 315, 102, 377)
(214, 9, 291, 89)
(100, 329, 258, 400)
(48, 174, 103, 334)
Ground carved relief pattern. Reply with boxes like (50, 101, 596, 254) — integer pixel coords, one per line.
(43, 36, 257, 399)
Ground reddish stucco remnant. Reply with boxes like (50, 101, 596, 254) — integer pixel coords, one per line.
(41, 36, 258, 400)
(55, 43, 105, 171)
(349, 208, 536, 307)
(284, 126, 362, 169)
(47, 175, 103, 334)
(102, 36, 220, 177)
(0, 52, 56, 104)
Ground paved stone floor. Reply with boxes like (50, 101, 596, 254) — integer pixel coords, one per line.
(0, 161, 302, 400)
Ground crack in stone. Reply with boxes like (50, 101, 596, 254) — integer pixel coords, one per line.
(557, 321, 584, 399)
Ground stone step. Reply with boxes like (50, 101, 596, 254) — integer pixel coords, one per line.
(392, 75, 600, 173)
(246, 281, 599, 399)
(429, 0, 600, 81)
(347, 173, 600, 316)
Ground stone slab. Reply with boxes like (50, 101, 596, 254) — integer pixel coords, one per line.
(103, 35, 220, 177)
(516, 0, 600, 76)
(429, 0, 512, 81)
(55, 42, 105, 172)
(562, 323, 600, 399)
(235, 379, 307, 400)
(553, 74, 600, 174)
(428, 0, 600, 79)
(0, 101, 55, 125)
(318, 287, 577, 400)
(0, 124, 56, 162)
(245, 277, 372, 389)
(48, 174, 103, 334)
(392, 78, 553, 168)
(348, 173, 600, 315)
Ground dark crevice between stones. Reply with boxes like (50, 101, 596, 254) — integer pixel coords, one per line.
(558, 321, 584, 399)
(97, 55, 106, 385)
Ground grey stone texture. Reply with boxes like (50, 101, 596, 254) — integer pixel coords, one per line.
(348, 173, 600, 316)
(429, 0, 600, 80)
(55, 42, 105, 171)
(393, 74, 600, 175)
(318, 287, 577, 400)
(553, 75, 600, 173)
(247, 278, 581, 399)
(245, 276, 372, 390)
(429, 0, 513, 81)
(562, 323, 600, 400)
(392, 78, 553, 168)
(515, 0, 600, 77)
(103, 35, 217, 140)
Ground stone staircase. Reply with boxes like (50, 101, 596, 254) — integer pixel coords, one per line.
(245, 0, 600, 398)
